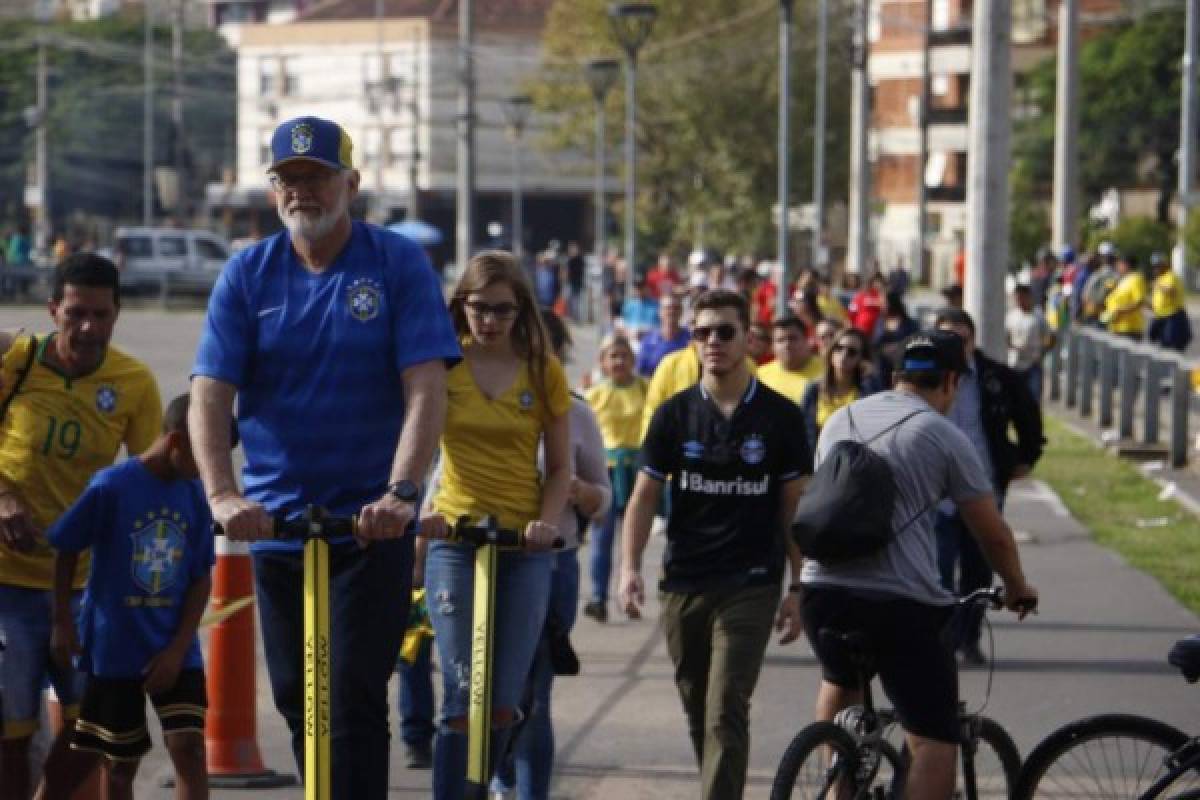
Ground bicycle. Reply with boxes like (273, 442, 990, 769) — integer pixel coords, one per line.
(769, 587, 1027, 800)
(1014, 633, 1200, 799)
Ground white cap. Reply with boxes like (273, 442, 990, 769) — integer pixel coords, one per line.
(1097, 241, 1114, 256)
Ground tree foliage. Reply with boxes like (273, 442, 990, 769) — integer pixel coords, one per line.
(0, 11, 235, 234)
(1089, 215, 1171, 266)
(1013, 8, 1185, 228)
(535, 0, 854, 263)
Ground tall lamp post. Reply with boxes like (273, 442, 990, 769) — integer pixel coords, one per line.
(608, 2, 657, 298)
(777, 0, 794, 319)
(586, 58, 620, 324)
(502, 94, 533, 262)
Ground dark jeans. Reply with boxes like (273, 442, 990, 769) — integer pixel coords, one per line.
(398, 637, 435, 749)
(661, 582, 780, 800)
(934, 510, 991, 648)
(254, 538, 412, 800)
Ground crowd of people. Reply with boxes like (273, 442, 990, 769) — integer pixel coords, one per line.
(0, 114, 1048, 800)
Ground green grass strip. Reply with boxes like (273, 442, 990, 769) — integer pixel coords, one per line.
(1038, 416, 1200, 616)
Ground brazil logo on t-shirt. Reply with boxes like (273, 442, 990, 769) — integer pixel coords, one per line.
(96, 384, 118, 414)
(347, 278, 383, 323)
(130, 512, 186, 595)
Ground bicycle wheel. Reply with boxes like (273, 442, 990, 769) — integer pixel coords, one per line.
(961, 716, 1021, 800)
(1016, 714, 1199, 800)
(771, 720, 905, 800)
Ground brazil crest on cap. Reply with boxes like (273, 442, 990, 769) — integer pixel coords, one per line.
(269, 116, 354, 171)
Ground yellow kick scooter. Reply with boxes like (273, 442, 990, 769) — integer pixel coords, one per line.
(446, 515, 561, 800)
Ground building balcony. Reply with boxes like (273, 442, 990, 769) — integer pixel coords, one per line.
(929, 26, 971, 47)
(928, 107, 967, 125)
(928, 185, 966, 203)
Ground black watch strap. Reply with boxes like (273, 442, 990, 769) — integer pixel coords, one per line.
(386, 480, 420, 505)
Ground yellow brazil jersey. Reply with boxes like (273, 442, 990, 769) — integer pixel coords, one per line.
(433, 355, 572, 534)
(639, 347, 758, 438)
(817, 294, 849, 324)
(1104, 272, 1147, 335)
(1152, 271, 1185, 318)
(0, 334, 162, 589)
(757, 358, 823, 404)
(585, 377, 647, 452)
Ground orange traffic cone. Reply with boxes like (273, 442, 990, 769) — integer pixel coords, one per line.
(204, 536, 295, 788)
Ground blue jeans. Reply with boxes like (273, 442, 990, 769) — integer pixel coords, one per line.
(425, 542, 552, 799)
(589, 505, 620, 604)
(0, 586, 85, 738)
(1019, 364, 1043, 404)
(253, 538, 412, 800)
(492, 549, 581, 799)
(397, 636, 434, 749)
(934, 511, 992, 648)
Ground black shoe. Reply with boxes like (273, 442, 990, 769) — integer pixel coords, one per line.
(405, 743, 433, 769)
(959, 643, 987, 667)
(547, 621, 581, 676)
(583, 600, 607, 623)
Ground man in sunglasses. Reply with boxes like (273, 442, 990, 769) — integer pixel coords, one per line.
(801, 330, 1038, 800)
(189, 116, 461, 798)
(620, 289, 811, 800)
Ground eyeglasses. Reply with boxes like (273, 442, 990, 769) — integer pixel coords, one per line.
(268, 169, 340, 193)
(464, 300, 519, 319)
(832, 344, 862, 357)
(692, 324, 738, 342)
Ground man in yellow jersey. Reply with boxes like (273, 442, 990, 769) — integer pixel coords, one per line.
(1102, 253, 1148, 340)
(1148, 252, 1192, 352)
(757, 316, 823, 404)
(0, 253, 161, 800)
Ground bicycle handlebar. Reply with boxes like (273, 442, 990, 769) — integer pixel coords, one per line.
(213, 504, 358, 540)
(961, 586, 1038, 614)
(446, 515, 564, 550)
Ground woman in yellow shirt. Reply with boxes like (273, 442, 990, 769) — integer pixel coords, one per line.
(1148, 252, 1192, 352)
(800, 327, 881, 447)
(582, 333, 646, 622)
(418, 250, 571, 799)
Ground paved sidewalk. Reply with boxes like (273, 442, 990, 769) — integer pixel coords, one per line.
(2, 308, 1195, 797)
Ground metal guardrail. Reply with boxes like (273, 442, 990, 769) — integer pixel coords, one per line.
(1049, 324, 1194, 468)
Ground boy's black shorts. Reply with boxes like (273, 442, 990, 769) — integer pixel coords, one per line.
(802, 585, 959, 743)
(71, 669, 207, 762)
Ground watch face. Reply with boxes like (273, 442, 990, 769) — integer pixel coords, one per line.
(390, 480, 419, 503)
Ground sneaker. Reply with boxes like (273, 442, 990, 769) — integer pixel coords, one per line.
(405, 743, 433, 769)
(583, 600, 607, 623)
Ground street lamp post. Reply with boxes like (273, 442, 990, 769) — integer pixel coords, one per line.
(586, 58, 620, 324)
(777, 0, 794, 319)
(502, 94, 533, 262)
(608, 2, 657, 298)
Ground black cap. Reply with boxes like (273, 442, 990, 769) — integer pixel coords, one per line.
(899, 330, 969, 375)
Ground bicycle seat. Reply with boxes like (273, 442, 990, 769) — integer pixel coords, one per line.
(1168, 634, 1200, 683)
(818, 628, 875, 671)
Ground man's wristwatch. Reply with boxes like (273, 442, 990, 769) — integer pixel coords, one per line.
(386, 480, 420, 505)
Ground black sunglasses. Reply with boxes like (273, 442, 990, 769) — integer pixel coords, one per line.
(464, 300, 519, 319)
(692, 324, 738, 342)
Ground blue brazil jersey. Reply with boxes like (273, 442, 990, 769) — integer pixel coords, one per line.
(192, 222, 461, 551)
(47, 459, 215, 679)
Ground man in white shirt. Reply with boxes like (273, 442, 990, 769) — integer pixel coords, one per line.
(1005, 284, 1052, 402)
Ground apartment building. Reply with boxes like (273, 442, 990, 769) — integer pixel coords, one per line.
(868, 0, 1123, 285)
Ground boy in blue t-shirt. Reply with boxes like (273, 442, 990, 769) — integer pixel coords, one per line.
(39, 394, 217, 799)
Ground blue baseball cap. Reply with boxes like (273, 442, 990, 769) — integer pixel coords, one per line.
(268, 116, 354, 172)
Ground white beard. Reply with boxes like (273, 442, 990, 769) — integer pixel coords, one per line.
(281, 206, 341, 240)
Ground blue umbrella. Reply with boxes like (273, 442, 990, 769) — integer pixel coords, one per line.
(388, 220, 444, 247)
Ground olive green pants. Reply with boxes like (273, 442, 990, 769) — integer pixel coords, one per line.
(661, 582, 780, 800)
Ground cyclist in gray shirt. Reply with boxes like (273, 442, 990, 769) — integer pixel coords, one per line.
(800, 330, 1038, 800)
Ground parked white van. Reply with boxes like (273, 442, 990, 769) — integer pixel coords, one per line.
(112, 227, 231, 294)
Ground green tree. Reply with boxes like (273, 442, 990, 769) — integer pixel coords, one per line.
(0, 11, 235, 233)
(1013, 8, 1184, 227)
(536, 0, 853, 263)
(1088, 215, 1171, 267)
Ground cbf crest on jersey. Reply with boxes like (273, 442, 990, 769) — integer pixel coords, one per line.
(130, 510, 186, 595)
(291, 122, 315, 155)
(347, 278, 383, 323)
(95, 383, 118, 414)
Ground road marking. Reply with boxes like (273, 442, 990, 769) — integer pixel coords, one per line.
(1027, 480, 1071, 518)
